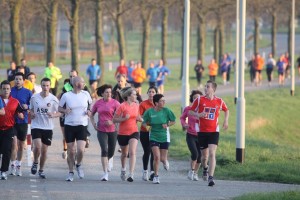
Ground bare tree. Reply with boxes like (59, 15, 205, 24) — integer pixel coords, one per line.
(7, 0, 22, 65)
(140, 0, 156, 70)
(105, 0, 134, 61)
(95, 0, 105, 84)
(62, 0, 80, 71)
(161, 0, 169, 65)
(38, 0, 59, 65)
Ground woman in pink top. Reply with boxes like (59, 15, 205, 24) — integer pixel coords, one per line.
(91, 84, 120, 181)
(113, 87, 143, 182)
(180, 90, 203, 181)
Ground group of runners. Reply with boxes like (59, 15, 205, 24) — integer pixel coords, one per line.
(0, 58, 229, 187)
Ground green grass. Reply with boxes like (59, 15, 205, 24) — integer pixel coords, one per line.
(167, 85, 300, 184)
(233, 191, 300, 200)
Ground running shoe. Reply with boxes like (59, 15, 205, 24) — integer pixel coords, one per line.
(76, 164, 84, 179)
(101, 173, 108, 181)
(1, 172, 7, 180)
(202, 169, 208, 181)
(149, 171, 155, 181)
(163, 160, 169, 171)
(193, 172, 199, 181)
(208, 176, 215, 186)
(66, 172, 74, 182)
(38, 170, 46, 179)
(188, 170, 194, 180)
(16, 165, 22, 176)
(127, 173, 134, 182)
(62, 150, 67, 159)
(10, 164, 16, 176)
(108, 157, 113, 172)
(153, 175, 160, 184)
(31, 163, 38, 175)
(120, 170, 126, 181)
(142, 170, 148, 181)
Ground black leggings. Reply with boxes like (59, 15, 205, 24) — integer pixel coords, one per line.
(97, 131, 117, 158)
(140, 131, 154, 171)
(0, 128, 14, 172)
(186, 133, 201, 163)
(266, 68, 273, 82)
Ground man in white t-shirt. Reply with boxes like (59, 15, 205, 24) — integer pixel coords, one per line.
(29, 78, 60, 179)
(58, 76, 92, 182)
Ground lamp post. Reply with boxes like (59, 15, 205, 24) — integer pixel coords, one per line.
(236, 0, 246, 163)
(181, 0, 190, 110)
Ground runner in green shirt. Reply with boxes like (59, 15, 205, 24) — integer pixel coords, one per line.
(142, 94, 176, 184)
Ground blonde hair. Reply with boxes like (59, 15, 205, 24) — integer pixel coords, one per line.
(120, 86, 134, 101)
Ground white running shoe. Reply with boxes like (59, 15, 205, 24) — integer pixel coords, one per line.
(76, 165, 84, 179)
(62, 150, 67, 159)
(163, 160, 169, 171)
(10, 164, 16, 176)
(16, 165, 22, 176)
(101, 173, 108, 181)
(188, 170, 194, 180)
(120, 170, 126, 181)
(193, 173, 199, 181)
(108, 157, 113, 172)
(65, 172, 74, 182)
(142, 170, 148, 181)
(153, 175, 160, 184)
(1, 172, 7, 180)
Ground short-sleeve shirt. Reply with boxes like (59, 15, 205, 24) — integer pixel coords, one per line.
(30, 93, 59, 130)
(143, 107, 176, 143)
(59, 91, 92, 126)
(190, 96, 228, 133)
(115, 102, 139, 135)
(91, 98, 120, 132)
(139, 99, 154, 132)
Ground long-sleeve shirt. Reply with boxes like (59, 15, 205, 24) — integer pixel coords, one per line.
(0, 96, 23, 130)
(180, 106, 199, 136)
(11, 87, 32, 124)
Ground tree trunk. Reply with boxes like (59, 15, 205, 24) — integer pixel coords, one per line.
(197, 14, 206, 62)
(110, 22, 115, 55)
(21, 25, 26, 58)
(116, 0, 126, 60)
(161, 1, 168, 65)
(288, 14, 292, 56)
(0, 18, 4, 62)
(271, 13, 276, 57)
(70, 0, 80, 71)
(254, 17, 259, 54)
(219, 16, 225, 62)
(95, 0, 105, 85)
(9, 0, 22, 65)
(214, 27, 219, 64)
(141, 9, 154, 70)
(46, 0, 58, 65)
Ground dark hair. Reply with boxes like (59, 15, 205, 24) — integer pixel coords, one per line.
(91, 58, 96, 62)
(1, 80, 11, 88)
(41, 77, 51, 84)
(189, 90, 203, 103)
(14, 72, 25, 80)
(97, 84, 112, 97)
(70, 69, 79, 75)
(153, 94, 164, 105)
(17, 66, 25, 72)
(20, 58, 26, 62)
(206, 80, 217, 91)
(63, 78, 70, 84)
(27, 72, 36, 79)
(147, 86, 158, 94)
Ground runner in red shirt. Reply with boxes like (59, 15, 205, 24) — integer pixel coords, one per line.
(190, 80, 229, 187)
(0, 80, 24, 180)
(115, 59, 128, 78)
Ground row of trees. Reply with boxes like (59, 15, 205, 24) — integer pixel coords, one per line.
(1, 0, 299, 83)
